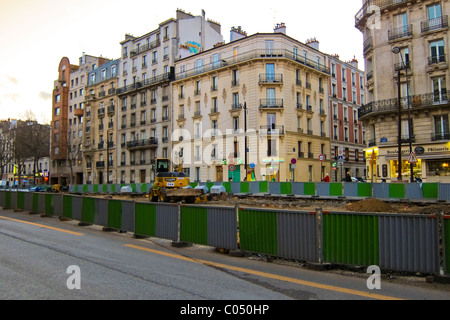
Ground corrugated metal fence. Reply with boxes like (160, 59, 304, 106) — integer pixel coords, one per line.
(0, 190, 448, 276)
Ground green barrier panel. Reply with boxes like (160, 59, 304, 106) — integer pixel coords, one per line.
(81, 197, 96, 224)
(444, 217, 450, 275)
(389, 184, 405, 199)
(222, 182, 231, 193)
(358, 183, 372, 197)
(422, 183, 438, 199)
(304, 183, 315, 196)
(32, 193, 39, 213)
(140, 183, 147, 193)
(93, 184, 99, 193)
(63, 195, 73, 219)
(323, 213, 379, 266)
(4, 191, 11, 209)
(111, 184, 116, 193)
(102, 184, 108, 193)
(135, 203, 156, 237)
(238, 209, 277, 255)
(82, 185, 88, 193)
(181, 206, 208, 245)
(108, 200, 122, 229)
(280, 182, 292, 195)
(17, 192, 25, 210)
(330, 183, 342, 196)
(44, 194, 54, 216)
(240, 182, 250, 193)
(73, 185, 79, 193)
(189, 182, 198, 188)
(259, 181, 268, 193)
(130, 183, 136, 193)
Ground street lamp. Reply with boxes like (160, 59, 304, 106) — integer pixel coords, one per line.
(392, 46, 414, 182)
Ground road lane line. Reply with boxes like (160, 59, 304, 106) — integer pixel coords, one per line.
(125, 244, 404, 300)
(0, 215, 84, 236)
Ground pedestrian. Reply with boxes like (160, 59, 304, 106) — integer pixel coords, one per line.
(345, 172, 352, 182)
(322, 173, 330, 182)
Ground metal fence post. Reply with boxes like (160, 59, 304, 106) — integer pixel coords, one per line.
(316, 207, 323, 265)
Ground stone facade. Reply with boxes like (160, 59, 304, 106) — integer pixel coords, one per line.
(172, 30, 331, 182)
(356, 0, 450, 182)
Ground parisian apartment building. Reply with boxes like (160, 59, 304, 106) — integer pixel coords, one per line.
(171, 24, 332, 183)
(51, 54, 111, 185)
(83, 59, 120, 185)
(328, 53, 366, 182)
(356, 0, 450, 182)
(115, 9, 223, 184)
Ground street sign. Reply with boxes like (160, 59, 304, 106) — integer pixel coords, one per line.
(338, 155, 344, 164)
(408, 152, 418, 164)
(228, 164, 236, 172)
(318, 154, 325, 162)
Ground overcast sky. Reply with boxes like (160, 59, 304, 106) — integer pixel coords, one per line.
(0, 0, 364, 123)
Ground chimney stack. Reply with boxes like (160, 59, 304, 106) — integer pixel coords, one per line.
(230, 26, 247, 42)
(274, 22, 286, 34)
(306, 38, 320, 51)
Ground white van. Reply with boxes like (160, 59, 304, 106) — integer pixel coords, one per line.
(0, 180, 9, 189)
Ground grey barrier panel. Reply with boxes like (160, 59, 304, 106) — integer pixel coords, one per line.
(24, 192, 33, 212)
(207, 206, 238, 250)
(115, 184, 122, 193)
(292, 182, 304, 195)
(405, 183, 423, 200)
(277, 210, 319, 262)
(156, 203, 179, 241)
(53, 194, 63, 217)
(10, 192, 17, 210)
(38, 193, 46, 214)
(0, 191, 5, 207)
(250, 182, 259, 194)
(94, 198, 109, 226)
(88, 184, 94, 193)
(316, 183, 330, 197)
(438, 183, 450, 202)
(231, 182, 241, 194)
(343, 182, 358, 197)
(372, 183, 389, 199)
(121, 200, 135, 232)
(72, 196, 83, 221)
(269, 182, 281, 194)
(379, 214, 439, 274)
(69, 185, 75, 193)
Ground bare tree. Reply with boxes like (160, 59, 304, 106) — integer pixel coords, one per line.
(14, 117, 50, 185)
(0, 121, 14, 179)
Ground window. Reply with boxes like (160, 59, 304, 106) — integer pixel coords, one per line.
(233, 117, 239, 132)
(55, 107, 60, 116)
(212, 76, 218, 91)
(55, 95, 60, 102)
(434, 115, 449, 140)
(432, 76, 447, 102)
(430, 40, 445, 63)
(232, 69, 239, 86)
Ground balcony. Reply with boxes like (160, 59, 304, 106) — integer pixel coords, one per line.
(428, 55, 446, 65)
(98, 108, 105, 117)
(174, 49, 330, 81)
(432, 132, 450, 141)
(260, 125, 285, 136)
(259, 74, 283, 84)
(96, 161, 105, 168)
(359, 91, 450, 119)
(73, 108, 84, 117)
(421, 16, 448, 33)
(388, 25, 413, 41)
(126, 138, 158, 150)
(259, 99, 284, 110)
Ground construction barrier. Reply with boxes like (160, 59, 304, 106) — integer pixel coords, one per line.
(0, 190, 449, 277)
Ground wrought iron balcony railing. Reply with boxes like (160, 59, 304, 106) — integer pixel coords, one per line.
(421, 16, 448, 33)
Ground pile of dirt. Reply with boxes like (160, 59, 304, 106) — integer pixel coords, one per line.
(346, 198, 396, 213)
(412, 204, 450, 215)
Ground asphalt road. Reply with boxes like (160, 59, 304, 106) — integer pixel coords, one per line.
(0, 208, 449, 308)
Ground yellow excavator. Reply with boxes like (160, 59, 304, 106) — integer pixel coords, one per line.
(149, 158, 206, 203)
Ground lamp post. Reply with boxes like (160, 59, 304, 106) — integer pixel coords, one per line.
(244, 102, 248, 181)
(392, 46, 414, 182)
